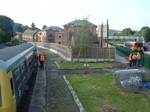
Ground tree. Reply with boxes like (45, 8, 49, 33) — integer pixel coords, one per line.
(11, 37, 20, 45)
(42, 25, 47, 30)
(31, 22, 36, 30)
(133, 31, 140, 36)
(0, 29, 5, 43)
(120, 28, 133, 36)
(72, 18, 98, 58)
(0, 15, 14, 42)
(140, 26, 150, 42)
(13, 23, 27, 33)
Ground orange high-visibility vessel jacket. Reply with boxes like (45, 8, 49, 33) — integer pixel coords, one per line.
(40, 55, 45, 62)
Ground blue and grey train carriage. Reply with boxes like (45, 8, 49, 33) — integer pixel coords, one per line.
(0, 42, 38, 112)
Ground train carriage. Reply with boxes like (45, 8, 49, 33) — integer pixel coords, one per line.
(0, 42, 38, 112)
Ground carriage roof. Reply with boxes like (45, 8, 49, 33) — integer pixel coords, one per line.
(0, 42, 36, 70)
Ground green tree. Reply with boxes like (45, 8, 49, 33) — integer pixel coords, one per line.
(31, 22, 36, 30)
(140, 26, 150, 42)
(11, 37, 20, 45)
(133, 31, 140, 36)
(0, 15, 14, 42)
(0, 29, 5, 43)
(72, 18, 98, 58)
(120, 28, 133, 36)
(13, 23, 28, 33)
(42, 25, 47, 30)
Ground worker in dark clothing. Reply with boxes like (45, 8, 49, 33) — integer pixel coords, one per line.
(39, 54, 46, 69)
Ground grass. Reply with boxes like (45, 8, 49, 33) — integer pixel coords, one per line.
(59, 62, 113, 69)
(67, 74, 150, 112)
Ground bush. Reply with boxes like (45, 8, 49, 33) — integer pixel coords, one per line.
(11, 37, 20, 45)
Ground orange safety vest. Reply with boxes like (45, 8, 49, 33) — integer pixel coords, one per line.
(128, 54, 132, 61)
(137, 53, 141, 60)
(132, 54, 137, 60)
(40, 55, 45, 62)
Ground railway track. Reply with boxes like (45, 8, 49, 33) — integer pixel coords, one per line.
(18, 71, 37, 112)
(45, 50, 79, 112)
(27, 48, 79, 112)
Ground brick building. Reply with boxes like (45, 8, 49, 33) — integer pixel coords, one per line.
(43, 26, 64, 44)
(22, 20, 97, 46)
(63, 20, 97, 45)
(22, 29, 39, 42)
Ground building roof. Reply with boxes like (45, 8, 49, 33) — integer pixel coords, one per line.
(63, 20, 97, 27)
(44, 26, 63, 32)
(22, 29, 39, 36)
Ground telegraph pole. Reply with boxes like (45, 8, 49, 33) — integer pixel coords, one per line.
(107, 19, 109, 48)
(101, 23, 103, 48)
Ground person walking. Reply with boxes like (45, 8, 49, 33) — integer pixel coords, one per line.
(39, 54, 46, 69)
(128, 53, 132, 67)
(137, 52, 141, 67)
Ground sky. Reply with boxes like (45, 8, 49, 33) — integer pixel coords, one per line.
(0, 0, 150, 30)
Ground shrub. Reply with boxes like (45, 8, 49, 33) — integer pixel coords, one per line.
(11, 37, 20, 45)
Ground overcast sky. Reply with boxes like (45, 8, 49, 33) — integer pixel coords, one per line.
(0, 0, 149, 30)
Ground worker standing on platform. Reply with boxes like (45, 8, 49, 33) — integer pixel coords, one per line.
(137, 52, 141, 66)
(128, 53, 132, 67)
(132, 52, 137, 66)
(39, 54, 46, 69)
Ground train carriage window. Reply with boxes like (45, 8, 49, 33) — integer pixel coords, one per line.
(0, 85, 1, 106)
(12, 67, 21, 90)
(20, 62, 26, 74)
(14, 68, 21, 81)
(10, 78, 14, 95)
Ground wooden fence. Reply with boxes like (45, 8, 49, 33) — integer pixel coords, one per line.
(35, 42, 116, 61)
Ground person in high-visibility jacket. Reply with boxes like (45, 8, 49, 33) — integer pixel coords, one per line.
(39, 54, 46, 69)
(128, 53, 132, 67)
(137, 52, 141, 66)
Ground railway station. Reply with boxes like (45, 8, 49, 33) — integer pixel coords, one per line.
(1, 1, 150, 110)
(0, 40, 150, 112)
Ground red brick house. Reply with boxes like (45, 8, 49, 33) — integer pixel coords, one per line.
(39, 20, 97, 46)
(43, 26, 64, 44)
(63, 20, 97, 45)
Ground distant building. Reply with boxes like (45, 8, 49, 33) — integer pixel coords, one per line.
(22, 29, 39, 42)
(63, 20, 97, 45)
(24, 20, 98, 46)
(15, 32, 22, 40)
(43, 26, 64, 44)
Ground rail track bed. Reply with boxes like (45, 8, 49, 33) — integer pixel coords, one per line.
(28, 49, 79, 112)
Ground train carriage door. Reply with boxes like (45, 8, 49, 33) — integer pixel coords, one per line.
(8, 71, 16, 112)
(0, 70, 16, 112)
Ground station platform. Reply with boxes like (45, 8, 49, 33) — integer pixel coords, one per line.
(28, 68, 46, 112)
